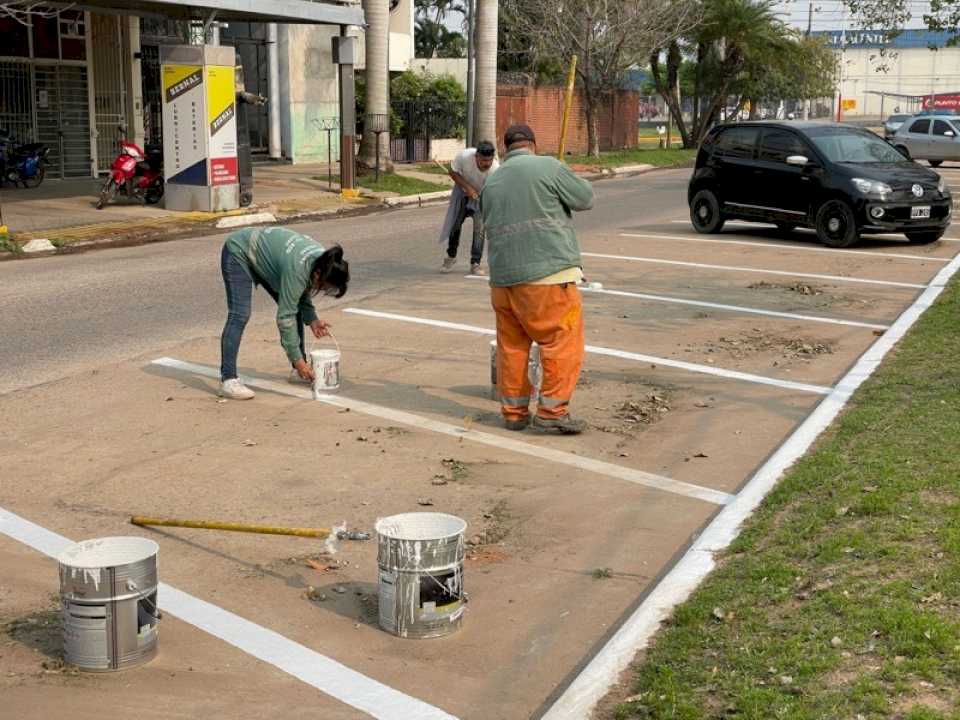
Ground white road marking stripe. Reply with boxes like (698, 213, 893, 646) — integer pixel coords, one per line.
(540, 241, 960, 720)
(153, 358, 732, 506)
(343, 308, 832, 395)
(633, 230, 950, 262)
(0, 506, 458, 720)
(582, 252, 928, 289)
(462, 274, 890, 330)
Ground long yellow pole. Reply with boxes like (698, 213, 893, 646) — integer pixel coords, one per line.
(130, 516, 332, 539)
(557, 55, 578, 160)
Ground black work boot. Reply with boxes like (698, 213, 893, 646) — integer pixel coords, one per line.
(533, 414, 587, 435)
(504, 416, 530, 431)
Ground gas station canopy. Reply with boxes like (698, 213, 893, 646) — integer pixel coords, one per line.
(49, 0, 364, 26)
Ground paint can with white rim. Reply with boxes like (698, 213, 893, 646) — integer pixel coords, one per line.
(489, 340, 542, 401)
(310, 333, 341, 396)
(57, 537, 161, 672)
(375, 513, 467, 639)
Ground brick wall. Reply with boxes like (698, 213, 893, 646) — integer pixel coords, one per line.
(494, 85, 639, 155)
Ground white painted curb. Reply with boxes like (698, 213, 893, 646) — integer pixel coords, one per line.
(215, 212, 276, 230)
(22, 238, 55, 253)
(383, 190, 452, 208)
(610, 164, 655, 176)
(540, 251, 960, 719)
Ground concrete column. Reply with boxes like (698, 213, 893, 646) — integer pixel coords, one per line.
(124, 16, 145, 149)
(268, 24, 282, 159)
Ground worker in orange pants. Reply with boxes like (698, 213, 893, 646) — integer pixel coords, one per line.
(481, 124, 594, 434)
(492, 283, 585, 429)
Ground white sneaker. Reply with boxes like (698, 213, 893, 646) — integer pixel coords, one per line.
(220, 379, 255, 400)
(441, 255, 457, 273)
(470, 263, 485, 276)
(288, 369, 311, 385)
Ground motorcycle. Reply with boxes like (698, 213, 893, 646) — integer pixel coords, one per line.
(0, 129, 50, 188)
(96, 128, 164, 209)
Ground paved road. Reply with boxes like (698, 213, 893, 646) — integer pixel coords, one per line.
(0, 171, 688, 396)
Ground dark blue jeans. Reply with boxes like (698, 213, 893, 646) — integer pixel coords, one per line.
(220, 245, 305, 380)
(447, 201, 484, 265)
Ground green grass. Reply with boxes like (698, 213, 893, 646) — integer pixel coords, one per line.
(568, 147, 696, 170)
(610, 279, 960, 718)
(357, 171, 449, 196)
(0, 234, 22, 254)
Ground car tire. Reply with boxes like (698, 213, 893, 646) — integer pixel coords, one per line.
(775, 223, 796, 235)
(690, 190, 724, 234)
(929, 160, 943, 168)
(815, 200, 860, 248)
(895, 145, 911, 159)
(906, 229, 945, 244)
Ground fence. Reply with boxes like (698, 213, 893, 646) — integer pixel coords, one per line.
(382, 100, 467, 163)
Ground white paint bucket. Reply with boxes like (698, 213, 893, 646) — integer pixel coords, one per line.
(375, 513, 467, 639)
(310, 339, 341, 396)
(57, 537, 160, 672)
(489, 340, 542, 401)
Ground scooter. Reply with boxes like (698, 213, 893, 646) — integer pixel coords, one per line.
(0, 129, 50, 188)
(96, 127, 164, 209)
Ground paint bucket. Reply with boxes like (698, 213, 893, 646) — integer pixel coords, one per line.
(375, 513, 467, 639)
(310, 333, 341, 396)
(57, 537, 160, 672)
(489, 340, 542, 401)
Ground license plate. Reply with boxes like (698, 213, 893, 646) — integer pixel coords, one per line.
(911, 206, 931, 219)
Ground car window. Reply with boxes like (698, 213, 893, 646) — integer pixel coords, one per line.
(759, 129, 809, 163)
(908, 119, 931, 134)
(932, 120, 956, 137)
(715, 127, 759, 159)
(808, 127, 907, 164)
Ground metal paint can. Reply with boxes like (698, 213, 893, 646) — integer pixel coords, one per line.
(375, 513, 467, 639)
(310, 348, 341, 396)
(57, 537, 160, 672)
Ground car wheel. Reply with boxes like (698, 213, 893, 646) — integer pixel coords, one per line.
(929, 160, 943, 168)
(895, 145, 911, 159)
(815, 200, 860, 248)
(690, 190, 724, 234)
(905, 229, 945, 244)
(775, 223, 796, 235)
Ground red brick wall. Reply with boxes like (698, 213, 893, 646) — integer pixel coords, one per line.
(494, 85, 639, 155)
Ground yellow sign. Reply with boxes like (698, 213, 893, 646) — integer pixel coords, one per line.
(841, 99, 857, 111)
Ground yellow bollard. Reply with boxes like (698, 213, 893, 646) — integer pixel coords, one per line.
(557, 55, 578, 161)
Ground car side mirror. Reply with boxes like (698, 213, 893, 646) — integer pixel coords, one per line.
(946, 131, 956, 138)
(786, 155, 809, 166)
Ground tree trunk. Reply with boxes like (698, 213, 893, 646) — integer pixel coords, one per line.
(583, 88, 600, 158)
(473, 0, 498, 147)
(692, 42, 705, 140)
(359, 0, 393, 171)
(650, 43, 691, 148)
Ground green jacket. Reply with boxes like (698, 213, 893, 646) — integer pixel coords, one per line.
(225, 227, 323, 364)
(480, 149, 594, 287)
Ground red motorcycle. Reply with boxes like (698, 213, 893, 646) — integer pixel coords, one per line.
(96, 130, 164, 209)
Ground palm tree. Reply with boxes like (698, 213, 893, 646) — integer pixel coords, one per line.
(359, 0, 393, 171)
(473, 0, 498, 146)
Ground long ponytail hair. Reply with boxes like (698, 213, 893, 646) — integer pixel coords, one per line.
(310, 245, 350, 298)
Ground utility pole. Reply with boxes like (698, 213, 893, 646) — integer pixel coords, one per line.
(466, 0, 476, 147)
(804, 2, 812, 120)
(473, 0, 498, 147)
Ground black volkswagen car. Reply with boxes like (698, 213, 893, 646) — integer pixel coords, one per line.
(688, 122, 952, 247)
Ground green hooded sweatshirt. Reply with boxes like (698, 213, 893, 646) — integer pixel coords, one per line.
(225, 227, 323, 364)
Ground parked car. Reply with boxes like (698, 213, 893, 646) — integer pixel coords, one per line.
(883, 113, 911, 138)
(891, 114, 960, 167)
(914, 108, 958, 116)
(688, 122, 952, 247)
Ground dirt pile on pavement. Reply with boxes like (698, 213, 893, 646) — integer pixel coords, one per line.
(593, 392, 673, 436)
(748, 280, 824, 296)
(695, 330, 834, 363)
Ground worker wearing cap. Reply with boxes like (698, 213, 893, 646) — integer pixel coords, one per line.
(480, 124, 594, 434)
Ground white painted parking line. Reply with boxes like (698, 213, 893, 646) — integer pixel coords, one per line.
(0, 506, 459, 720)
(542, 215, 960, 720)
(343, 308, 833, 395)
(152, 358, 733, 506)
(462, 274, 889, 331)
(630, 231, 951, 263)
(582, 252, 928, 289)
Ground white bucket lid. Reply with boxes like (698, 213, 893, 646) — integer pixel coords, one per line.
(376, 513, 467, 541)
(310, 349, 340, 359)
(57, 537, 159, 569)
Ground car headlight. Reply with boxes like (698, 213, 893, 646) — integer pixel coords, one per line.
(852, 178, 892, 200)
(938, 177, 950, 195)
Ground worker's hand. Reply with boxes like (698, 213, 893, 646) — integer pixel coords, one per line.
(467, 188, 480, 201)
(310, 319, 331, 339)
(294, 358, 315, 382)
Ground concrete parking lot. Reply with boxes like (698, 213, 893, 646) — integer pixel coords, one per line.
(2, 166, 959, 719)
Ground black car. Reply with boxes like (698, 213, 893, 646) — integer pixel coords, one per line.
(688, 122, 952, 247)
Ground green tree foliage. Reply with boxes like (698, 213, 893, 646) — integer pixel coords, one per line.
(844, 0, 960, 44)
(414, 0, 467, 58)
(388, 71, 468, 139)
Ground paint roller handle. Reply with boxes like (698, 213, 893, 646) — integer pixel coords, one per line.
(130, 516, 332, 540)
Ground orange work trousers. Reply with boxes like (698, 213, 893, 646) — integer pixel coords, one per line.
(491, 282, 585, 422)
